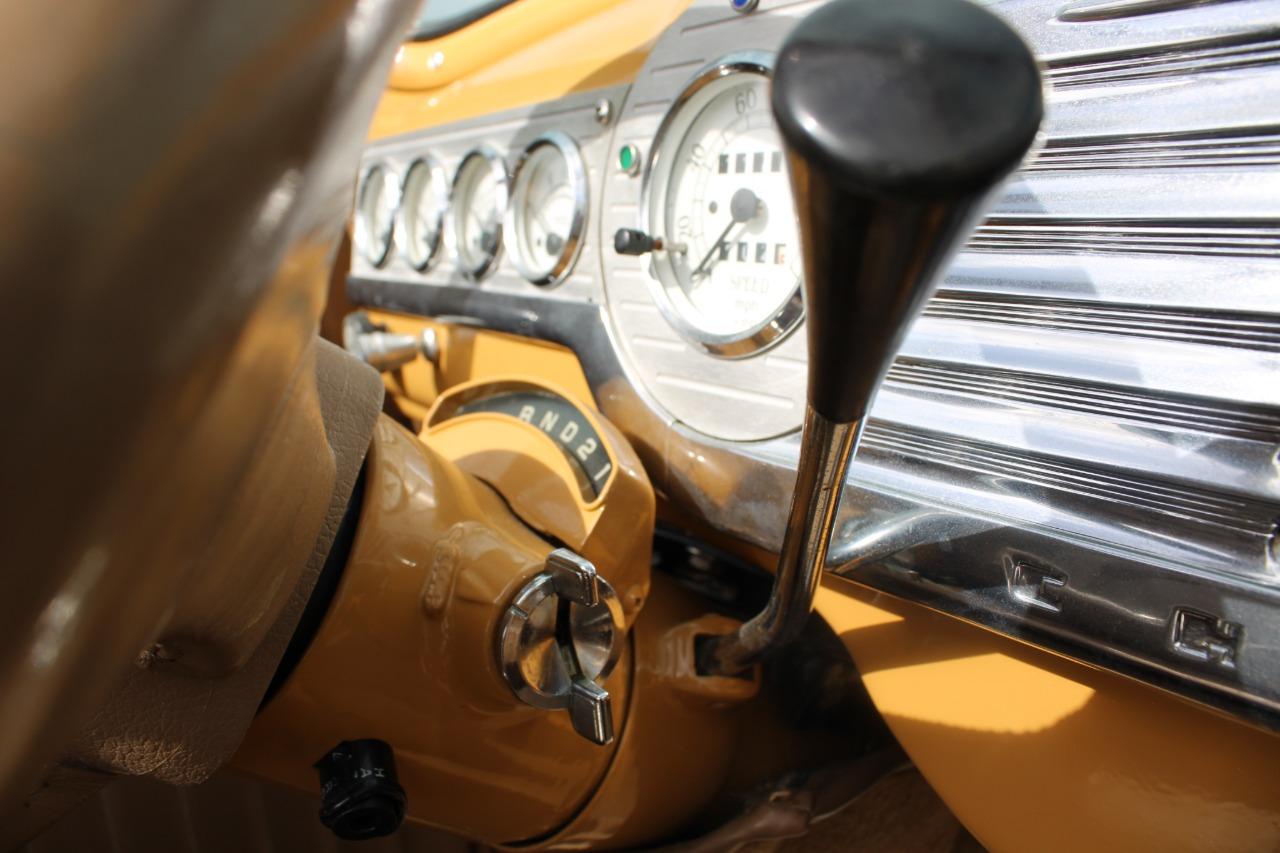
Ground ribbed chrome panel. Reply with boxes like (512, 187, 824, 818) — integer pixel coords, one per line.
(922, 292, 1280, 349)
(1029, 126, 1280, 171)
(860, 421, 1277, 566)
(886, 359, 1280, 442)
(967, 219, 1280, 257)
(1043, 30, 1280, 88)
(351, 0, 1280, 727)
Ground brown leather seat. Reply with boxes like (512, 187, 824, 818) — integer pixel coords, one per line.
(0, 0, 418, 844)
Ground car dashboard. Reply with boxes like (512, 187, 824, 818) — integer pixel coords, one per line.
(347, 0, 1280, 732)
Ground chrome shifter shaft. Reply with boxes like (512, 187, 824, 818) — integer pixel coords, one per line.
(702, 0, 1043, 675)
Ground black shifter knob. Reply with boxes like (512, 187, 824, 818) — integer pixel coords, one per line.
(773, 0, 1042, 423)
(702, 0, 1041, 676)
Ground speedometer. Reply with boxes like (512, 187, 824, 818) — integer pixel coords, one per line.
(644, 54, 803, 358)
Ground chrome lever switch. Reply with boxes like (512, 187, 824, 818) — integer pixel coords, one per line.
(568, 677, 614, 745)
(546, 548, 600, 607)
(342, 310, 439, 373)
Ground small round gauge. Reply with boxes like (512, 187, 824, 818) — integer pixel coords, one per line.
(644, 54, 804, 358)
(395, 156, 448, 270)
(507, 133, 588, 286)
(355, 164, 400, 267)
(449, 147, 509, 279)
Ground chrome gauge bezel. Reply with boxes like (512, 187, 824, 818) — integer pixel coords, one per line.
(448, 146, 509, 280)
(355, 162, 400, 268)
(395, 155, 449, 271)
(641, 52, 804, 359)
(506, 132, 589, 287)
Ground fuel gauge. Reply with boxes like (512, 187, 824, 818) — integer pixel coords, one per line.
(354, 163, 400, 267)
(508, 133, 587, 286)
(396, 156, 448, 271)
(449, 147, 508, 280)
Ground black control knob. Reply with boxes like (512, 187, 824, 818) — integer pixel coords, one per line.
(773, 0, 1042, 424)
(315, 739, 407, 841)
(614, 227, 656, 255)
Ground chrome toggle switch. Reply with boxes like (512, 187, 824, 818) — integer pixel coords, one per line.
(497, 548, 624, 745)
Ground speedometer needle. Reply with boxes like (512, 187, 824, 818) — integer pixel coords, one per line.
(690, 188, 760, 279)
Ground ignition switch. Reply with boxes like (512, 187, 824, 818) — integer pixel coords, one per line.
(315, 739, 407, 840)
(498, 548, 625, 745)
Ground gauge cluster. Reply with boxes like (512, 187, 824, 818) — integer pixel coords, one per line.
(349, 36, 813, 440)
(350, 88, 619, 304)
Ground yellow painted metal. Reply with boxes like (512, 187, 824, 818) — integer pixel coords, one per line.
(370, 0, 692, 138)
(422, 376, 655, 630)
(817, 576, 1280, 853)
(534, 596, 755, 849)
(366, 310, 593, 425)
(238, 376, 762, 846)
(237, 417, 628, 842)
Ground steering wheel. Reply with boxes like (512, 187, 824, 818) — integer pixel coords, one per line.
(0, 0, 419, 830)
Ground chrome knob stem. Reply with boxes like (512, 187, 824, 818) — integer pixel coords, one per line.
(343, 310, 439, 372)
(705, 410, 859, 674)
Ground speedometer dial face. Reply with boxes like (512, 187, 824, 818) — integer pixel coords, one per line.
(508, 133, 587, 286)
(645, 57, 803, 358)
(396, 156, 448, 270)
(449, 147, 508, 279)
(355, 164, 399, 267)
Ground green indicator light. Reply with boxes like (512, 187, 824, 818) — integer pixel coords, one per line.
(618, 144, 640, 175)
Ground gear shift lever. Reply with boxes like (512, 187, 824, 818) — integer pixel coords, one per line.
(701, 0, 1042, 675)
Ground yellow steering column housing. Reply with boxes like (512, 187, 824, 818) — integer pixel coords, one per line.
(239, 379, 761, 847)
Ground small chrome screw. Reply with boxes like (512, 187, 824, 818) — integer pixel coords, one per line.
(595, 99, 614, 126)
